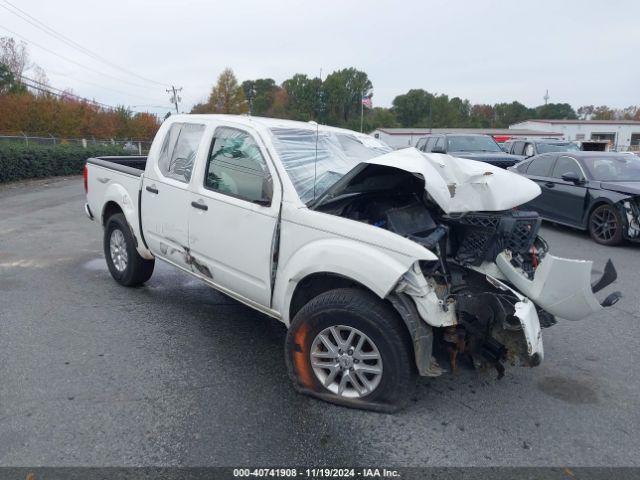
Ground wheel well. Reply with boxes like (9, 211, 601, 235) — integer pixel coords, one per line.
(289, 272, 379, 321)
(102, 201, 123, 225)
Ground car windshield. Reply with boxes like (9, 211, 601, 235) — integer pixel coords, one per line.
(447, 135, 502, 153)
(584, 155, 640, 181)
(269, 127, 392, 203)
(537, 142, 580, 153)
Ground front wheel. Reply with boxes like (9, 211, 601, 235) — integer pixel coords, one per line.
(104, 213, 155, 286)
(589, 204, 624, 246)
(285, 288, 416, 412)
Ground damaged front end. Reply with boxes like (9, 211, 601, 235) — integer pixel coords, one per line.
(312, 148, 621, 378)
(622, 197, 640, 241)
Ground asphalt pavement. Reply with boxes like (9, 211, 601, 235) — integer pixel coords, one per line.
(1, 176, 638, 467)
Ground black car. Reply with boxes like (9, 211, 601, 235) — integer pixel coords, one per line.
(509, 152, 640, 245)
(503, 138, 579, 159)
(416, 134, 521, 168)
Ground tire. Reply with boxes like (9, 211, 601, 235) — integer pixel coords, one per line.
(104, 213, 154, 286)
(588, 204, 624, 246)
(285, 288, 416, 412)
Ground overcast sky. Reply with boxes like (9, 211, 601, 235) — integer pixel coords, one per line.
(2, 0, 638, 116)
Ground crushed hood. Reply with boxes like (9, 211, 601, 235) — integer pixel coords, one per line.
(313, 147, 541, 214)
(599, 181, 640, 196)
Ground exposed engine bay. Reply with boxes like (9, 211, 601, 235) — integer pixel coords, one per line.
(313, 161, 620, 377)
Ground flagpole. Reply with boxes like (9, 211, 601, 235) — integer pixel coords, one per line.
(360, 90, 364, 133)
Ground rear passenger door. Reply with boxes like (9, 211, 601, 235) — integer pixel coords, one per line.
(545, 156, 588, 226)
(187, 125, 281, 308)
(141, 122, 206, 270)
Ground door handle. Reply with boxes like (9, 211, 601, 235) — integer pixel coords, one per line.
(145, 185, 159, 194)
(191, 201, 208, 211)
(544, 182, 555, 188)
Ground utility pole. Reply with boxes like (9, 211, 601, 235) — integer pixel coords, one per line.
(166, 86, 183, 113)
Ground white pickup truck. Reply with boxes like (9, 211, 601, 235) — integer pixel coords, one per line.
(84, 114, 620, 411)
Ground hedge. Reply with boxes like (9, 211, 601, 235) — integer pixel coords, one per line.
(0, 143, 137, 183)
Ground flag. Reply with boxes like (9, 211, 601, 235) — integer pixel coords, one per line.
(361, 95, 373, 109)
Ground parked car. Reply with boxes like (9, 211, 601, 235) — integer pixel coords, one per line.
(415, 133, 521, 168)
(84, 115, 620, 411)
(503, 138, 579, 159)
(509, 152, 640, 245)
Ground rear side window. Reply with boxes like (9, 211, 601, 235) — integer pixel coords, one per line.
(204, 127, 273, 205)
(526, 155, 555, 177)
(434, 136, 445, 150)
(157, 123, 205, 182)
(511, 141, 525, 155)
(425, 137, 436, 152)
(416, 138, 426, 151)
(552, 156, 582, 179)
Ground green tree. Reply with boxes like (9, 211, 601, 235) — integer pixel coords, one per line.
(322, 68, 372, 125)
(391, 89, 433, 127)
(0, 62, 25, 94)
(493, 101, 533, 127)
(534, 102, 577, 119)
(241, 78, 279, 116)
(281, 73, 322, 121)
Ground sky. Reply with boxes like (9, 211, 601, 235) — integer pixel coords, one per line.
(1, 0, 638, 116)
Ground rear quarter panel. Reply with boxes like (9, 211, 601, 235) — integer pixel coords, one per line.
(86, 162, 152, 259)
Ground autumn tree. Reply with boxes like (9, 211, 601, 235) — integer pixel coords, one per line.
(0, 37, 29, 81)
(197, 68, 248, 114)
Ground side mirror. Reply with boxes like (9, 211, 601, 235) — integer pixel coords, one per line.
(431, 146, 446, 154)
(561, 172, 584, 184)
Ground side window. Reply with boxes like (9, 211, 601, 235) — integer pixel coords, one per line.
(157, 123, 205, 182)
(552, 156, 582, 179)
(511, 141, 525, 156)
(434, 136, 445, 151)
(416, 138, 426, 151)
(425, 137, 436, 152)
(526, 155, 555, 177)
(205, 127, 273, 205)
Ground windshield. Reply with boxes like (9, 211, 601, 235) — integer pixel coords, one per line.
(447, 135, 502, 153)
(584, 155, 640, 181)
(537, 142, 580, 154)
(269, 127, 392, 203)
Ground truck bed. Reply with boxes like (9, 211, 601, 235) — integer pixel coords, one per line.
(86, 156, 148, 177)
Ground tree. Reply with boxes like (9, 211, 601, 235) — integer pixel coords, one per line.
(192, 68, 248, 114)
(592, 105, 615, 120)
(577, 105, 595, 120)
(493, 101, 533, 127)
(0, 62, 25, 94)
(282, 73, 322, 121)
(391, 89, 433, 127)
(241, 78, 279, 116)
(322, 68, 372, 125)
(534, 102, 577, 120)
(0, 37, 29, 81)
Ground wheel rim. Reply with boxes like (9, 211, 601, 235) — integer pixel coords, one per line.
(109, 229, 128, 272)
(310, 325, 383, 399)
(591, 207, 618, 242)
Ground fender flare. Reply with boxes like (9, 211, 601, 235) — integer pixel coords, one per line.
(272, 237, 432, 325)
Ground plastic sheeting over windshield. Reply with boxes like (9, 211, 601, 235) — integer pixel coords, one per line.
(269, 127, 391, 203)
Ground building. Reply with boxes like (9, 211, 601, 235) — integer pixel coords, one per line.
(509, 120, 640, 151)
(370, 128, 562, 149)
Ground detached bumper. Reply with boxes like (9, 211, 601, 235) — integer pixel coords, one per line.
(496, 252, 617, 321)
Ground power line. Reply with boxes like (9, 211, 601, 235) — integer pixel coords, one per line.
(0, 0, 169, 88)
(0, 23, 153, 90)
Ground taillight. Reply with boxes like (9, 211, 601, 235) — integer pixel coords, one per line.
(83, 164, 88, 193)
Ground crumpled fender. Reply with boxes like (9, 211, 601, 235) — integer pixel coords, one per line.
(496, 252, 602, 321)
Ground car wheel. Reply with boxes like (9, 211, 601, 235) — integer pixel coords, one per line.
(285, 288, 416, 412)
(589, 204, 624, 246)
(104, 213, 155, 286)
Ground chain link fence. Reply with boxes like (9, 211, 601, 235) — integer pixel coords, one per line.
(0, 133, 153, 154)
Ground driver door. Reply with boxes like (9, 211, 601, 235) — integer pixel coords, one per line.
(187, 125, 281, 308)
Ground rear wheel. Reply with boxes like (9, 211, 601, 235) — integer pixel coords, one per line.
(589, 204, 624, 246)
(104, 213, 154, 286)
(285, 288, 416, 411)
